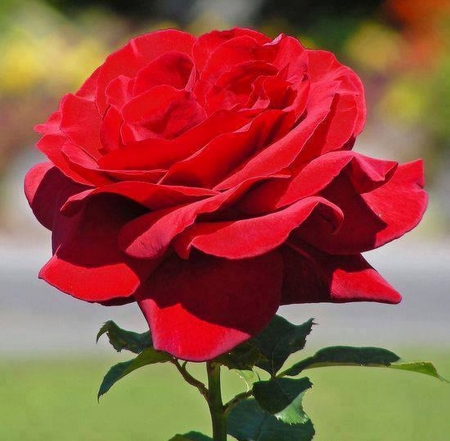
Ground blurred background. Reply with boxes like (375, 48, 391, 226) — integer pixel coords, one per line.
(1, 1, 449, 440)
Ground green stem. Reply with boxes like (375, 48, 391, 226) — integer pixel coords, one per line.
(206, 361, 227, 441)
(171, 360, 209, 400)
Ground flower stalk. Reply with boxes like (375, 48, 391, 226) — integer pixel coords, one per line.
(206, 361, 227, 441)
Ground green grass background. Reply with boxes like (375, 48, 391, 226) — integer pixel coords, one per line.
(1, 348, 449, 441)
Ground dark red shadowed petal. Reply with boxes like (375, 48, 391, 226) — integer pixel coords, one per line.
(136, 251, 283, 361)
(280, 241, 401, 305)
(297, 160, 427, 255)
(172, 196, 343, 259)
(362, 160, 427, 247)
(40, 194, 156, 302)
(24, 163, 90, 231)
(61, 181, 217, 216)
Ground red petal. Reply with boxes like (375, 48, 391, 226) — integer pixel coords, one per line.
(362, 160, 427, 247)
(306, 49, 366, 136)
(215, 81, 337, 190)
(297, 160, 426, 254)
(193, 28, 270, 72)
(59, 94, 103, 157)
(133, 51, 195, 95)
(61, 182, 217, 216)
(280, 241, 401, 304)
(239, 151, 397, 214)
(121, 85, 206, 141)
(40, 195, 155, 302)
(120, 176, 278, 259)
(76, 65, 101, 100)
(100, 106, 123, 152)
(96, 29, 196, 112)
(24, 163, 89, 230)
(98, 109, 250, 171)
(163, 109, 294, 188)
(136, 251, 283, 361)
(173, 197, 342, 259)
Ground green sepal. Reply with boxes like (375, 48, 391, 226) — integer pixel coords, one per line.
(284, 346, 400, 376)
(169, 432, 213, 441)
(96, 320, 151, 354)
(253, 377, 312, 424)
(249, 316, 314, 376)
(227, 399, 315, 441)
(98, 347, 171, 399)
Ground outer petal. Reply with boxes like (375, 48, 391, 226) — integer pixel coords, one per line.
(24, 163, 89, 230)
(173, 197, 343, 259)
(362, 160, 427, 247)
(136, 251, 283, 361)
(280, 241, 401, 304)
(306, 49, 366, 136)
(238, 151, 397, 215)
(40, 194, 155, 302)
(297, 160, 427, 254)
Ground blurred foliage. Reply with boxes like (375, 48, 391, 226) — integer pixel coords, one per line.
(258, 0, 385, 52)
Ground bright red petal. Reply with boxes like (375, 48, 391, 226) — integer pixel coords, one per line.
(136, 251, 283, 361)
(173, 196, 342, 259)
(119, 176, 270, 259)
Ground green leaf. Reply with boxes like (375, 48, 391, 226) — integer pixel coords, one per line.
(98, 347, 171, 399)
(284, 347, 448, 383)
(390, 361, 448, 382)
(253, 377, 312, 424)
(169, 432, 213, 441)
(96, 320, 151, 354)
(234, 369, 257, 391)
(216, 342, 262, 371)
(285, 346, 400, 376)
(227, 399, 315, 441)
(249, 316, 314, 375)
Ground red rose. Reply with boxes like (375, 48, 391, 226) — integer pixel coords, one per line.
(25, 28, 427, 361)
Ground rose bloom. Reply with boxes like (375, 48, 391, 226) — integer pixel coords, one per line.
(25, 28, 427, 361)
